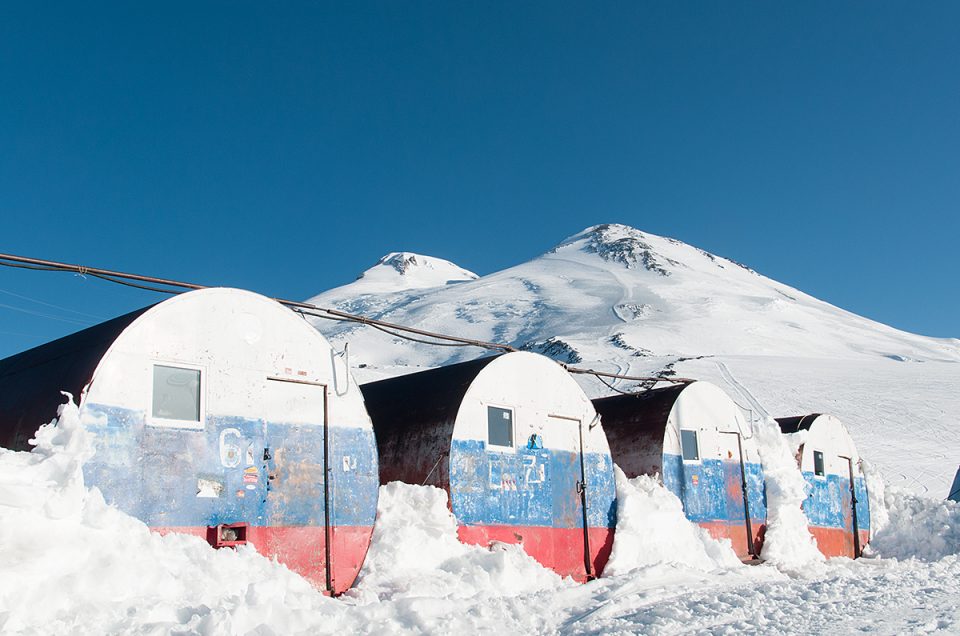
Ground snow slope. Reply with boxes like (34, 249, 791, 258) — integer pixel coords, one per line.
(307, 224, 960, 495)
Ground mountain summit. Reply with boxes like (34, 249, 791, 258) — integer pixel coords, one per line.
(306, 223, 960, 373)
(347, 252, 478, 293)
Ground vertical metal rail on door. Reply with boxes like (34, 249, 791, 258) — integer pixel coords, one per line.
(839, 454, 861, 558)
(720, 430, 758, 560)
(577, 420, 594, 580)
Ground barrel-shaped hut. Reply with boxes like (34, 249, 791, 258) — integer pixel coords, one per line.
(360, 351, 617, 581)
(0, 288, 378, 594)
(593, 381, 766, 561)
(777, 413, 870, 558)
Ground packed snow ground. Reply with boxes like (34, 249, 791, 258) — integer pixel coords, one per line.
(3, 400, 960, 635)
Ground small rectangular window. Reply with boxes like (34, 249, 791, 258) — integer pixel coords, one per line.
(680, 429, 700, 461)
(487, 406, 513, 448)
(153, 365, 201, 423)
(814, 450, 825, 476)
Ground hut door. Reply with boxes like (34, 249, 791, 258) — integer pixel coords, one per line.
(839, 455, 861, 558)
(720, 431, 758, 560)
(264, 377, 332, 592)
(548, 415, 594, 581)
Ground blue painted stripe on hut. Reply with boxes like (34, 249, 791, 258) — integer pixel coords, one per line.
(82, 404, 378, 528)
(449, 439, 617, 529)
(661, 453, 767, 524)
(800, 472, 871, 530)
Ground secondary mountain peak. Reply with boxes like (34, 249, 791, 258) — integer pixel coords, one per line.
(348, 252, 478, 293)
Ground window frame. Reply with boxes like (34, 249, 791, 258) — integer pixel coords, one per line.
(485, 404, 516, 452)
(679, 428, 701, 463)
(149, 361, 206, 430)
(813, 449, 826, 478)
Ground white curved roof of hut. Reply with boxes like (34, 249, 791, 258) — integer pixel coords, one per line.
(799, 414, 862, 477)
(452, 351, 609, 455)
(83, 287, 371, 430)
(665, 381, 755, 460)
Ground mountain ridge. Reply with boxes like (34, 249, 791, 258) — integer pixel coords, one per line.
(306, 223, 960, 373)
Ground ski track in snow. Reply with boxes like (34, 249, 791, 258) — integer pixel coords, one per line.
(715, 360, 771, 421)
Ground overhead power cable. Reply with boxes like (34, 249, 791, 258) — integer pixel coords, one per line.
(564, 366, 695, 388)
(0, 251, 691, 384)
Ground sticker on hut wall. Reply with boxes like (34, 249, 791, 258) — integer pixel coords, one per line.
(243, 467, 259, 485)
(245, 445, 255, 466)
(692, 474, 699, 486)
(197, 477, 224, 498)
(236, 489, 245, 498)
(342, 455, 356, 472)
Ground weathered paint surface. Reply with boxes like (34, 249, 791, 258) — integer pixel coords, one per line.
(82, 404, 378, 592)
(662, 453, 767, 556)
(808, 526, 872, 559)
(800, 470, 870, 558)
(450, 441, 616, 528)
(450, 439, 616, 581)
(456, 526, 615, 581)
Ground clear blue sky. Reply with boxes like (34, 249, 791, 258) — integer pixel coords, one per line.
(1, 2, 958, 357)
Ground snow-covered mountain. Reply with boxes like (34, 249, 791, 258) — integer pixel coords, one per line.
(309, 223, 958, 369)
(307, 224, 960, 496)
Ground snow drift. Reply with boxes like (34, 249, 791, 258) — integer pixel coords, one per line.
(3, 399, 960, 634)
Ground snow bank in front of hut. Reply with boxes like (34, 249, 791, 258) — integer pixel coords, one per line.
(349, 481, 565, 601)
(867, 487, 960, 561)
(0, 393, 93, 517)
(0, 401, 566, 634)
(862, 458, 890, 536)
(0, 397, 341, 635)
(9, 397, 960, 634)
(756, 420, 824, 569)
(604, 468, 740, 575)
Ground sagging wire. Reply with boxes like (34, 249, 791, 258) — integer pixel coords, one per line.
(294, 307, 476, 347)
(565, 365, 694, 386)
(0, 260, 63, 272)
(591, 372, 643, 396)
(88, 273, 186, 295)
(0, 286, 104, 320)
(0, 251, 691, 385)
(367, 322, 477, 347)
(586, 370, 687, 396)
(0, 301, 93, 326)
